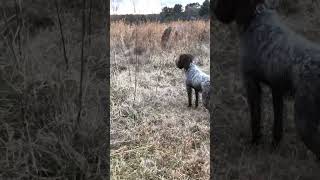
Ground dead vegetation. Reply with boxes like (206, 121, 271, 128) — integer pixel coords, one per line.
(0, 1, 108, 179)
(110, 20, 210, 179)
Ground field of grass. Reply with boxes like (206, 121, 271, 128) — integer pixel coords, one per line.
(211, 1, 320, 179)
(110, 20, 210, 179)
(0, 4, 108, 178)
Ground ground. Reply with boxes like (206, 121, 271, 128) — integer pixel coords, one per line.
(110, 20, 210, 179)
(0, 6, 108, 178)
(110, 1, 320, 179)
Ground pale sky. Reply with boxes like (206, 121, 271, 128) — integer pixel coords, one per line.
(111, 0, 206, 15)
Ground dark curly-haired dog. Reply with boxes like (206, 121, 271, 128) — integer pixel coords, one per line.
(214, 0, 320, 158)
(176, 54, 210, 108)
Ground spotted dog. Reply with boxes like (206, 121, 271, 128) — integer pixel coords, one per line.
(176, 54, 210, 108)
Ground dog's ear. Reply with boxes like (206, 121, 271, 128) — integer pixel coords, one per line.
(176, 54, 193, 70)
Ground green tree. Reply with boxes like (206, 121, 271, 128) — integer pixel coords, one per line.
(161, 6, 173, 16)
(173, 4, 182, 14)
(199, 0, 210, 17)
(185, 2, 200, 10)
(185, 2, 200, 19)
(160, 6, 175, 21)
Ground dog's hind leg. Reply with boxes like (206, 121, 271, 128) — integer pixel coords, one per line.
(272, 88, 284, 146)
(187, 86, 192, 107)
(245, 76, 262, 144)
(295, 92, 320, 159)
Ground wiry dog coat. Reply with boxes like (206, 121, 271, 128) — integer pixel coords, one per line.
(176, 54, 210, 108)
(214, 0, 320, 157)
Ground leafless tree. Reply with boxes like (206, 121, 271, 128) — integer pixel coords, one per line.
(77, 0, 87, 124)
(54, 0, 69, 70)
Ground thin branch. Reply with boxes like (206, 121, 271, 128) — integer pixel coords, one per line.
(131, 0, 136, 14)
(77, 0, 87, 124)
(2, 8, 18, 66)
(54, 0, 69, 70)
(133, 28, 138, 107)
(132, 0, 139, 121)
(14, 0, 22, 58)
(88, 0, 93, 45)
(0, 15, 16, 28)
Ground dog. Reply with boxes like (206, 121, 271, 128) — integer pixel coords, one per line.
(176, 54, 210, 108)
(214, 0, 320, 158)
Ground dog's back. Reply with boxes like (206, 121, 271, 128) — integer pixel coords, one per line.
(242, 8, 320, 96)
(186, 64, 210, 91)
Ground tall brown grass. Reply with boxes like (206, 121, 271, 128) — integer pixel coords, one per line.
(111, 20, 210, 179)
(0, 5, 108, 179)
(111, 20, 209, 55)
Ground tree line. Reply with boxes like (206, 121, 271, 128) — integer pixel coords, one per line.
(160, 0, 209, 21)
(110, 0, 210, 23)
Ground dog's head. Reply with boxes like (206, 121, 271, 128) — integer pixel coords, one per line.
(213, 0, 265, 26)
(176, 54, 194, 70)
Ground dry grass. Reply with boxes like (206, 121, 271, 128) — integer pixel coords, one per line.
(0, 13, 107, 179)
(110, 20, 210, 179)
(211, 1, 320, 179)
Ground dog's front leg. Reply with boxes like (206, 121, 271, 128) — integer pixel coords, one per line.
(195, 89, 199, 108)
(245, 76, 262, 145)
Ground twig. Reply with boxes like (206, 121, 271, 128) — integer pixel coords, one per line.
(24, 120, 38, 174)
(2, 7, 18, 67)
(76, 0, 87, 124)
(0, 15, 16, 28)
(133, 28, 138, 107)
(128, 59, 132, 82)
(132, 0, 138, 112)
(88, 0, 93, 45)
(21, 0, 27, 63)
(14, 0, 22, 58)
(54, 0, 69, 70)
(13, 25, 21, 43)
(113, 50, 117, 71)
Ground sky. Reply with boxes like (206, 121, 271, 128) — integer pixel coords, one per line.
(111, 0, 206, 15)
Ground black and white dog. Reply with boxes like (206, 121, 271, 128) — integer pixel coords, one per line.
(176, 54, 210, 109)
